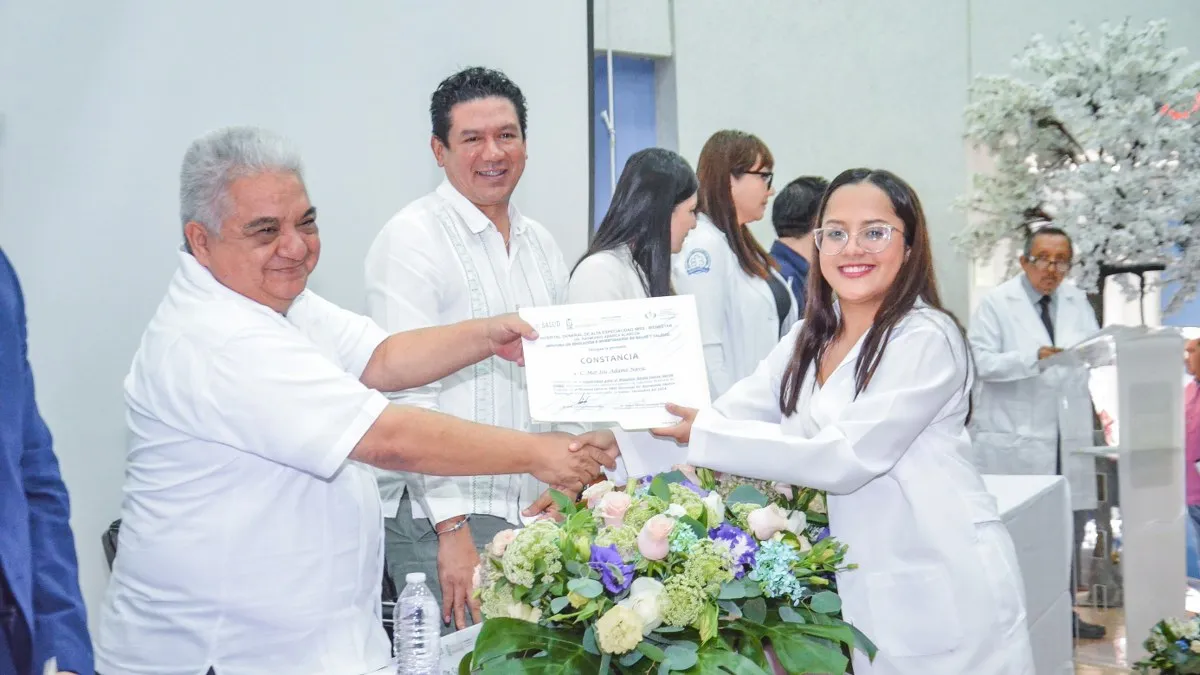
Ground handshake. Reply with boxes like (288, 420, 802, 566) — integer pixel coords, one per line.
(527, 428, 620, 492)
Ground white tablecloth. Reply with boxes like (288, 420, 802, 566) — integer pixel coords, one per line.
(983, 474, 1073, 675)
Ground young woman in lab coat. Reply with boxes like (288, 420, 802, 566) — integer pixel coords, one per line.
(567, 147, 699, 303)
(672, 130, 798, 399)
(653, 169, 1035, 674)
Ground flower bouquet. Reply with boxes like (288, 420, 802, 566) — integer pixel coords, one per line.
(462, 466, 876, 674)
(1134, 617, 1200, 674)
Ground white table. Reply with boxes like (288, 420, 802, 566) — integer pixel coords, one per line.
(983, 474, 1073, 675)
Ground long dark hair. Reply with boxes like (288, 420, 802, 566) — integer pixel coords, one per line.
(696, 130, 776, 279)
(779, 168, 971, 416)
(575, 148, 698, 297)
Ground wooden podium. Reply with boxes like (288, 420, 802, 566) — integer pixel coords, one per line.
(1045, 325, 1186, 663)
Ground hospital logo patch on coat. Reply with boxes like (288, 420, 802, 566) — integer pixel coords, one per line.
(685, 249, 711, 275)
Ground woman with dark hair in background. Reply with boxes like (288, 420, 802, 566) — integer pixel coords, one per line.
(769, 175, 828, 316)
(672, 130, 798, 399)
(654, 168, 1035, 674)
(567, 148, 698, 303)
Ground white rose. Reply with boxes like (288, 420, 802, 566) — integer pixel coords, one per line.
(505, 602, 543, 624)
(786, 510, 807, 536)
(582, 480, 615, 508)
(666, 503, 688, 518)
(702, 491, 725, 528)
(616, 577, 666, 634)
(747, 504, 790, 541)
(796, 535, 813, 553)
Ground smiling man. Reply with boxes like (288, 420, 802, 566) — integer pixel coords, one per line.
(364, 67, 572, 636)
(94, 127, 611, 675)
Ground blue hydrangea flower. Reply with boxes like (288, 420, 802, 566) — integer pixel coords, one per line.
(589, 544, 634, 594)
(709, 523, 757, 579)
(750, 540, 806, 604)
(669, 523, 700, 553)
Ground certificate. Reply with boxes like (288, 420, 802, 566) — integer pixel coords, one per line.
(519, 296, 711, 430)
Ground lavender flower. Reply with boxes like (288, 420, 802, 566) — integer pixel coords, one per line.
(589, 544, 634, 594)
(813, 527, 831, 543)
(708, 523, 757, 579)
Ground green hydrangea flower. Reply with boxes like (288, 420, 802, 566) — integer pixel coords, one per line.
(595, 525, 639, 559)
(668, 522, 700, 554)
(624, 495, 668, 532)
(682, 539, 735, 594)
(662, 575, 707, 627)
(501, 520, 562, 587)
(668, 483, 706, 521)
(728, 502, 759, 531)
(480, 583, 516, 620)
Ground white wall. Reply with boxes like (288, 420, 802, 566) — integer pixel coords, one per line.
(668, 0, 972, 316)
(0, 0, 589, 630)
(593, 0, 673, 58)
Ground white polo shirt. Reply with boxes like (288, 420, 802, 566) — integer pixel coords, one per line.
(96, 251, 392, 675)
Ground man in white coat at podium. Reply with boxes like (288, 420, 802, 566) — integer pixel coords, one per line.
(967, 225, 1105, 640)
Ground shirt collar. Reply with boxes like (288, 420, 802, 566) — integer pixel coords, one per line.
(175, 248, 298, 317)
(436, 180, 527, 236)
(1019, 273, 1054, 305)
(769, 240, 809, 275)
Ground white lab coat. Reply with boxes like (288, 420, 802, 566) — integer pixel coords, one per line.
(968, 275, 1101, 511)
(685, 308, 1034, 674)
(672, 214, 798, 399)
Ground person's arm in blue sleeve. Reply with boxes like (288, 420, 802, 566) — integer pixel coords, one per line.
(4, 252, 94, 674)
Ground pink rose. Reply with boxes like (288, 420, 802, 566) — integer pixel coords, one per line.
(672, 464, 703, 486)
(488, 529, 519, 557)
(598, 491, 632, 527)
(582, 480, 615, 508)
(637, 514, 676, 561)
(773, 483, 795, 500)
(746, 504, 790, 541)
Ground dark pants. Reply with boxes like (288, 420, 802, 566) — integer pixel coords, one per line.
(0, 570, 30, 675)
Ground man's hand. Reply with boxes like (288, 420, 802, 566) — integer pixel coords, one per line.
(523, 487, 579, 522)
(528, 432, 616, 492)
(568, 429, 620, 465)
(650, 403, 698, 444)
(1037, 346, 1063, 360)
(436, 523, 482, 630)
(486, 314, 538, 365)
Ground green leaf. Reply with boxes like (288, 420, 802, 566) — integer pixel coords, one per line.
(742, 597, 767, 625)
(726, 485, 768, 507)
(470, 619, 601, 672)
(658, 469, 689, 485)
(598, 652, 612, 674)
(718, 600, 743, 619)
(741, 579, 763, 599)
(458, 650, 473, 675)
(637, 640, 667, 662)
(657, 661, 672, 675)
(778, 605, 805, 624)
(665, 644, 699, 670)
(618, 650, 645, 667)
(669, 639, 699, 653)
(768, 630, 848, 675)
(809, 590, 842, 614)
(548, 489, 578, 516)
(564, 560, 587, 577)
(653, 625, 685, 634)
(847, 621, 879, 660)
(678, 515, 707, 539)
(568, 577, 604, 599)
(649, 475, 672, 502)
(549, 596, 570, 614)
(583, 625, 600, 655)
(717, 581, 746, 600)
(697, 602, 720, 643)
(688, 643, 772, 675)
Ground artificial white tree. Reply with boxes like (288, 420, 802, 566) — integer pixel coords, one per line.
(957, 19, 1200, 314)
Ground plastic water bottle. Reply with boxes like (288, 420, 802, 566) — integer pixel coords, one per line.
(394, 572, 441, 674)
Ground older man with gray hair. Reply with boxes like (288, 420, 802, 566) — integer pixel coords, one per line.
(94, 126, 614, 675)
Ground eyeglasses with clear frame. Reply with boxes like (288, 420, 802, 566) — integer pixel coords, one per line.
(1025, 257, 1072, 273)
(742, 170, 774, 189)
(813, 225, 901, 255)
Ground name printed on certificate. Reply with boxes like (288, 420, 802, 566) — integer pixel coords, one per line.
(519, 296, 711, 430)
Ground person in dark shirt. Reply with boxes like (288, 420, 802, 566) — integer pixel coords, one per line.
(768, 175, 826, 317)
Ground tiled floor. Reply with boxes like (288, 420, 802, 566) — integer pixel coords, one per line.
(1073, 605, 1128, 671)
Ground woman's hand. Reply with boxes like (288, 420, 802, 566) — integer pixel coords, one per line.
(650, 403, 698, 444)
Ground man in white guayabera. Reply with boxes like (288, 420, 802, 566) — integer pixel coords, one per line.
(364, 67, 573, 636)
(93, 126, 614, 675)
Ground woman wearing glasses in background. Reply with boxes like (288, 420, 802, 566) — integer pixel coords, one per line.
(653, 169, 1036, 674)
(672, 130, 798, 399)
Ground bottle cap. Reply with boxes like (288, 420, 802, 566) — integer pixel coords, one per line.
(405, 572, 426, 584)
